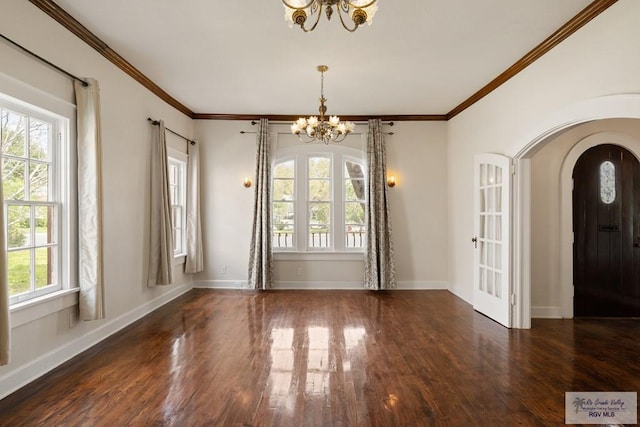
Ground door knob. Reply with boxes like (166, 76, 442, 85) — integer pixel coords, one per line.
(472, 237, 478, 249)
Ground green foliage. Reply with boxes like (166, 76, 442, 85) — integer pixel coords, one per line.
(8, 227, 26, 247)
(7, 249, 49, 296)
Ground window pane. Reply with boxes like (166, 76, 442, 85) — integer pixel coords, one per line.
(35, 205, 55, 245)
(29, 118, 50, 161)
(7, 204, 31, 248)
(2, 158, 26, 200)
(273, 179, 294, 201)
(309, 180, 330, 201)
(309, 157, 330, 178)
(274, 201, 295, 248)
(1, 109, 26, 157)
(169, 164, 178, 185)
(345, 224, 365, 248)
(309, 202, 330, 248)
(29, 162, 49, 201)
(345, 178, 365, 202)
(600, 160, 616, 204)
(8, 250, 32, 297)
(274, 160, 295, 179)
(35, 247, 55, 289)
(345, 201, 365, 226)
(169, 184, 177, 205)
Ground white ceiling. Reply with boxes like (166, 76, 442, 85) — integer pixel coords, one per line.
(54, 0, 593, 117)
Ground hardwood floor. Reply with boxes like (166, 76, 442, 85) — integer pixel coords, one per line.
(0, 290, 638, 426)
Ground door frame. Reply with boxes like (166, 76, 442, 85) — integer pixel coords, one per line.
(507, 94, 640, 328)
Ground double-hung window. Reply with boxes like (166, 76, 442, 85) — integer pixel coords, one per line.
(168, 149, 187, 258)
(273, 143, 366, 252)
(1, 95, 71, 305)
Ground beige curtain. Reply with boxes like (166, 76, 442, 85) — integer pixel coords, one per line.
(148, 120, 174, 286)
(365, 119, 396, 290)
(0, 159, 9, 365)
(74, 79, 105, 320)
(185, 141, 203, 274)
(248, 118, 272, 290)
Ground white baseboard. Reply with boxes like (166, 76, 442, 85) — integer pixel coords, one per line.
(194, 280, 448, 291)
(193, 280, 249, 289)
(531, 306, 563, 319)
(396, 281, 448, 290)
(0, 282, 193, 401)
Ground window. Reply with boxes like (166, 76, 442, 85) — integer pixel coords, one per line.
(1, 95, 71, 305)
(272, 144, 366, 252)
(600, 160, 616, 204)
(168, 150, 187, 257)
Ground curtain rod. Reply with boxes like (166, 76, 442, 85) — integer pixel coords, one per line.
(147, 117, 196, 145)
(240, 120, 394, 135)
(0, 33, 89, 87)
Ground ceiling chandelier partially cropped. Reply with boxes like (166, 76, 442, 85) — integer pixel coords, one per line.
(290, 65, 355, 144)
(282, 0, 378, 33)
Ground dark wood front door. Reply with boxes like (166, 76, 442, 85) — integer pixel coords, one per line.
(573, 144, 640, 317)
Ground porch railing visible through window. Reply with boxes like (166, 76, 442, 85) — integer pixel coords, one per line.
(272, 230, 365, 249)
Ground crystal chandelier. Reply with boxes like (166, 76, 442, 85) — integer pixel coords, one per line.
(282, 0, 378, 33)
(290, 65, 355, 144)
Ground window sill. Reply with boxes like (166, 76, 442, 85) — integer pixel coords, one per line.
(174, 254, 187, 265)
(10, 288, 80, 328)
(274, 252, 364, 261)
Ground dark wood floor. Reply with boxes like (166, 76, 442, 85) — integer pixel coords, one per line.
(0, 290, 638, 426)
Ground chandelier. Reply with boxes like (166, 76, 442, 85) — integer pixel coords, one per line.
(290, 65, 355, 144)
(282, 0, 378, 33)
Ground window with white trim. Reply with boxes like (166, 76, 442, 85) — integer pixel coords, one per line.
(168, 149, 187, 257)
(272, 144, 366, 252)
(1, 95, 72, 305)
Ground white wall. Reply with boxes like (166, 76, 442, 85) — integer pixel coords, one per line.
(0, 0, 194, 397)
(194, 120, 448, 289)
(447, 0, 640, 303)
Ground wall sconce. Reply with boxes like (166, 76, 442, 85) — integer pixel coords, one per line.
(387, 175, 396, 187)
(243, 177, 252, 188)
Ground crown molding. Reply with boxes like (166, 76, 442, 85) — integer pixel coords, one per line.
(193, 113, 447, 121)
(29, 0, 617, 122)
(446, 0, 618, 120)
(28, 0, 194, 118)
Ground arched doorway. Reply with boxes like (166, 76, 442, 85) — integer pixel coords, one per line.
(507, 94, 640, 328)
(572, 144, 640, 317)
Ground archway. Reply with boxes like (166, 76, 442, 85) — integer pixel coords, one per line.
(506, 94, 640, 328)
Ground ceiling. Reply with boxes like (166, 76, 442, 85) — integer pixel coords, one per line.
(49, 0, 596, 118)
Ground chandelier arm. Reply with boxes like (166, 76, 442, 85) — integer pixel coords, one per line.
(336, 6, 359, 32)
(343, 0, 377, 9)
(281, 0, 316, 10)
(301, 4, 324, 32)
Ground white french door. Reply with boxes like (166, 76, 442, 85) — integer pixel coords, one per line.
(473, 154, 512, 327)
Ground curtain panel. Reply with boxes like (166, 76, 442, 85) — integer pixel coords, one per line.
(365, 119, 396, 290)
(74, 79, 106, 320)
(148, 120, 174, 286)
(248, 118, 273, 290)
(185, 141, 204, 274)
